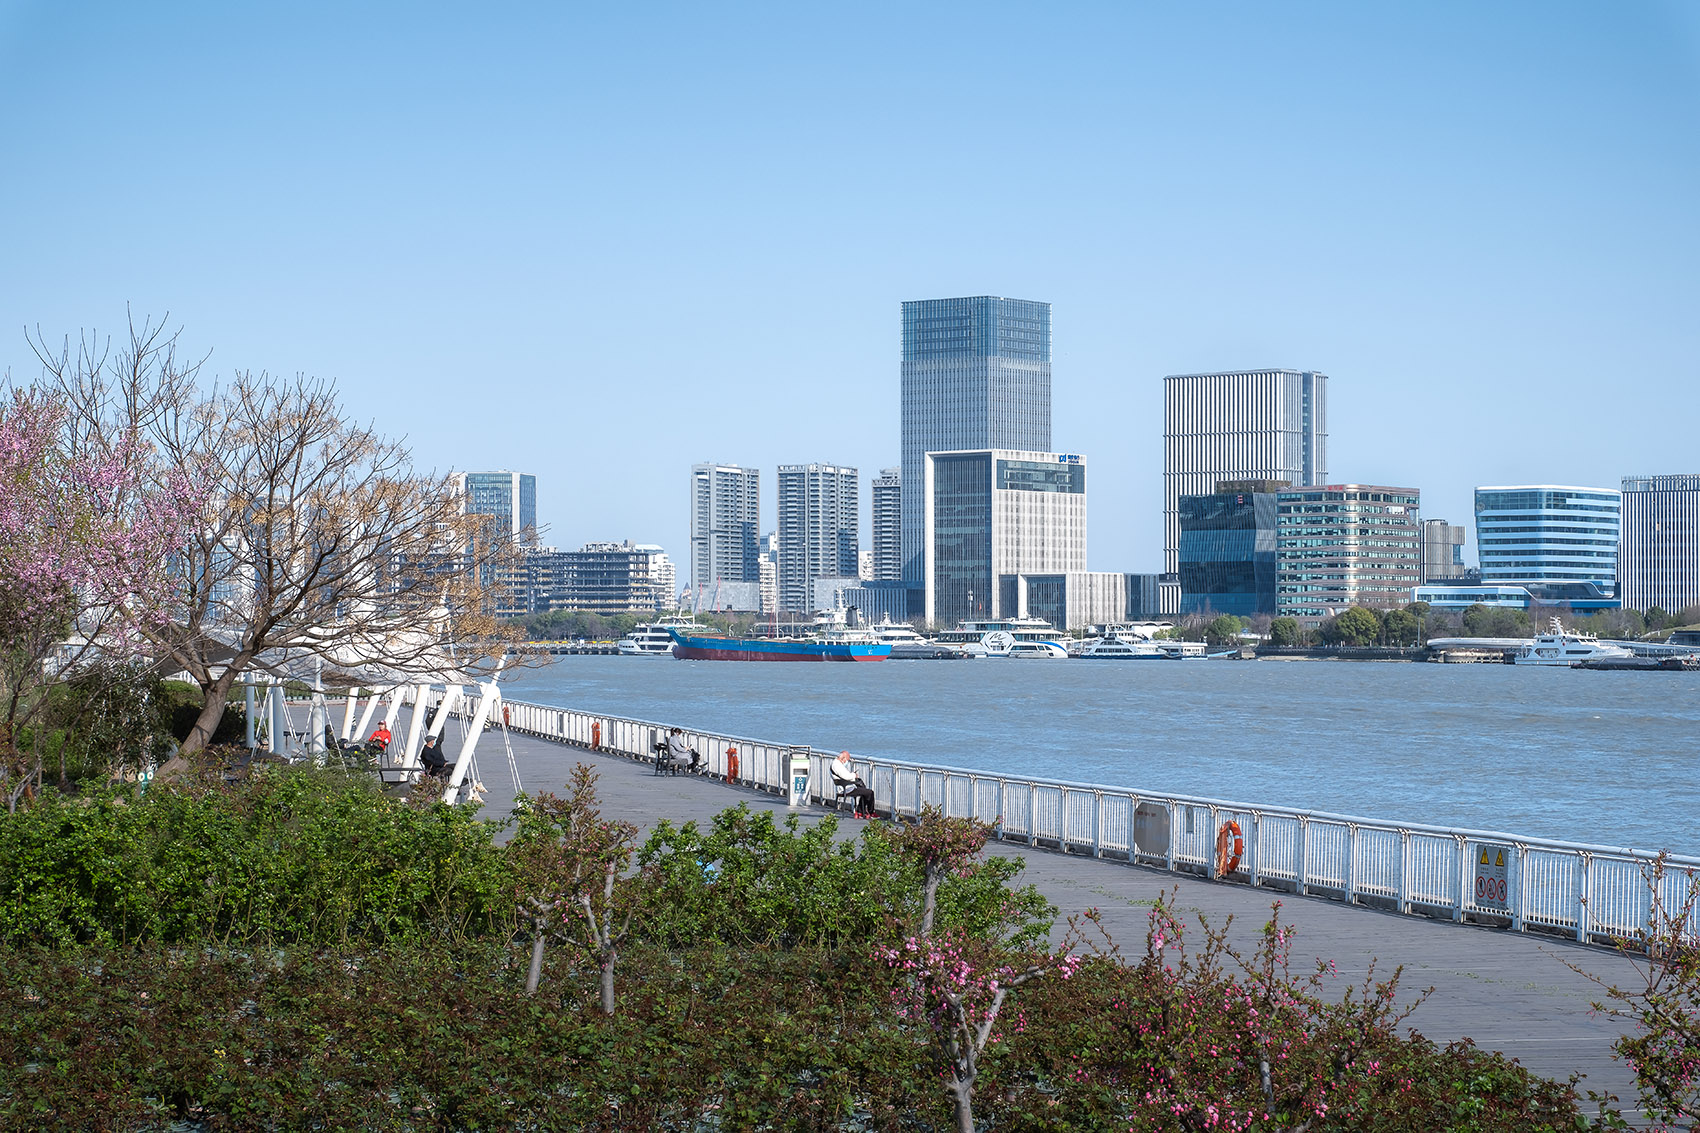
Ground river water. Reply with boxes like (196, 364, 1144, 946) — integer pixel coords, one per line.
(502, 657, 1700, 853)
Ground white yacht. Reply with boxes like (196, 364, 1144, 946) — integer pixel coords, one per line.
(617, 616, 708, 656)
(1513, 617, 1635, 667)
(937, 617, 1068, 659)
(870, 621, 970, 659)
(1076, 636, 1167, 660)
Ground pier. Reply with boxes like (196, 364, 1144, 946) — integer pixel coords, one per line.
(465, 709, 1657, 1113)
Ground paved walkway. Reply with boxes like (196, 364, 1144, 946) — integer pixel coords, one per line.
(458, 729, 1648, 1113)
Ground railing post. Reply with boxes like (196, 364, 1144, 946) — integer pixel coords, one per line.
(1512, 843, 1528, 932)
(1248, 810, 1261, 887)
(1576, 851, 1593, 944)
(1028, 784, 1038, 847)
(1297, 816, 1310, 897)
(1397, 829, 1411, 915)
(1093, 790, 1103, 858)
(1454, 834, 1468, 922)
(1164, 801, 1177, 873)
(1207, 804, 1221, 880)
(996, 779, 1006, 841)
(1345, 823, 1360, 904)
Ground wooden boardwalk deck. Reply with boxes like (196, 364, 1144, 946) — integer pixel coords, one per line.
(459, 729, 1648, 1113)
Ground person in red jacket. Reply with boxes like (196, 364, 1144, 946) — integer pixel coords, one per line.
(369, 722, 393, 750)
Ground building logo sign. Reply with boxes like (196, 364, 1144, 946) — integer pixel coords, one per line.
(1056, 454, 1081, 464)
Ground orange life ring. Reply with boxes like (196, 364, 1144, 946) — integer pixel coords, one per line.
(725, 746, 739, 783)
(501, 705, 510, 727)
(1215, 820, 1244, 877)
(591, 721, 602, 750)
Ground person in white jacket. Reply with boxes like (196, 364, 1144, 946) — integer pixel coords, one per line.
(831, 750, 875, 817)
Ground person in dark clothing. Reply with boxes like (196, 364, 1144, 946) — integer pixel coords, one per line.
(420, 734, 450, 779)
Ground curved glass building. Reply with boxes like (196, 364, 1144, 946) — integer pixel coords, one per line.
(1473, 485, 1620, 599)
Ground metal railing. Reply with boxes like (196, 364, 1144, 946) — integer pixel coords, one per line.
(491, 695, 1700, 947)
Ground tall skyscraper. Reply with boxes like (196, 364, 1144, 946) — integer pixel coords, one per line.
(871, 468, 903, 581)
(461, 471, 538, 546)
(777, 463, 859, 612)
(1163, 370, 1327, 573)
(1474, 486, 1620, 598)
(901, 297, 1051, 583)
(1276, 485, 1420, 625)
(689, 463, 760, 597)
(1619, 475, 1699, 614)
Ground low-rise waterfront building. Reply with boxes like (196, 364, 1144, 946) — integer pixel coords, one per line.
(1277, 484, 1421, 626)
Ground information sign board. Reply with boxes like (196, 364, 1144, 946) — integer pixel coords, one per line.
(1474, 842, 1510, 910)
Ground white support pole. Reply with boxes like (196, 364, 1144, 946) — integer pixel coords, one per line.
(340, 688, 359, 743)
(353, 689, 384, 744)
(442, 681, 499, 804)
(307, 661, 327, 759)
(401, 682, 432, 768)
(426, 687, 463, 741)
(244, 673, 257, 750)
(268, 682, 286, 756)
(381, 686, 407, 732)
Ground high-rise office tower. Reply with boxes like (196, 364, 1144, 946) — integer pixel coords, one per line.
(460, 471, 538, 546)
(871, 468, 902, 581)
(1474, 486, 1620, 598)
(1163, 370, 1327, 573)
(688, 463, 760, 597)
(1620, 475, 1700, 614)
(901, 297, 1051, 584)
(1276, 485, 1420, 625)
(923, 450, 1086, 627)
(777, 463, 859, 612)
(1420, 519, 1467, 584)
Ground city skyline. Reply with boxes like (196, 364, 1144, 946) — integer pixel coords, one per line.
(1, 4, 1695, 574)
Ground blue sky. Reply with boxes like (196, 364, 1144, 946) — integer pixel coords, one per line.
(2, 2, 1695, 573)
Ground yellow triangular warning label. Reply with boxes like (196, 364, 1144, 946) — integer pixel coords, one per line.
(1480, 848, 1489, 865)
(1495, 851, 1505, 868)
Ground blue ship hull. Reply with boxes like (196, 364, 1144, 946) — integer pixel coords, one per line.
(668, 631, 890, 662)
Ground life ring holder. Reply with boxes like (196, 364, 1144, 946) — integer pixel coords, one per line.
(1214, 819, 1244, 877)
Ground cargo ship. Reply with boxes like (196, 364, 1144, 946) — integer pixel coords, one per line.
(667, 627, 891, 662)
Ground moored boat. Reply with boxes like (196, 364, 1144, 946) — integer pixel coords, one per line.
(1513, 617, 1635, 667)
(667, 628, 891, 662)
(617, 616, 708, 656)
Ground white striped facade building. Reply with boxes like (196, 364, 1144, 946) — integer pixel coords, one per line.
(1163, 370, 1327, 573)
(1620, 474, 1700, 616)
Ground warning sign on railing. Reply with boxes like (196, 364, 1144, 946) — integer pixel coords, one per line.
(1474, 842, 1510, 910)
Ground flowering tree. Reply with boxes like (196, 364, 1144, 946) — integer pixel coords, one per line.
(882, 806, 1082, 1131)
(32, 317, 523, 768)
(509, 764, 639, 1012)
(0, 383, 198, 807)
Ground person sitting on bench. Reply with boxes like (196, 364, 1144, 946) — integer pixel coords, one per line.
(664, 727, 700, 774)
(831, 750, 875, 817)
(419, 734, 450, 780)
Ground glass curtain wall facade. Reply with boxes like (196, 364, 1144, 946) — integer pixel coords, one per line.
(1620, 475, 1700, 615)
(462, 471, 538, 545)
(1474, 486, 1620, 597)
(871, 468, 903, 581)
(1177, 482, 1281, 617)
(1163, 371, 1326, 573)
(924, 450, 1087, 627)
(901, 297, 1051, 584)
(776, 463, 859, 612)
(1276, 485, 1421, 626)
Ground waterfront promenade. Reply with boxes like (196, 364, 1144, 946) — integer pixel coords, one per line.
(476, 729, 1650, 1113)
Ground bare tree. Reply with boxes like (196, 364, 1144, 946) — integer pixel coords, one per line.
(32, 317, 522, 771)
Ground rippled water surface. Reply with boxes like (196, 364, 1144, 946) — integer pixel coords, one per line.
(502, 657, 1700, 852)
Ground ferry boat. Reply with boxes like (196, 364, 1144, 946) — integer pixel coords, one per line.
(667, 627, 891, 662)
(617, 616, 708, 656)
(871, 621, 971, 660)
(936, 617, 1068, 659)
(1512, 617, 1635, 667)
(1075, 636, 1167, 660)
